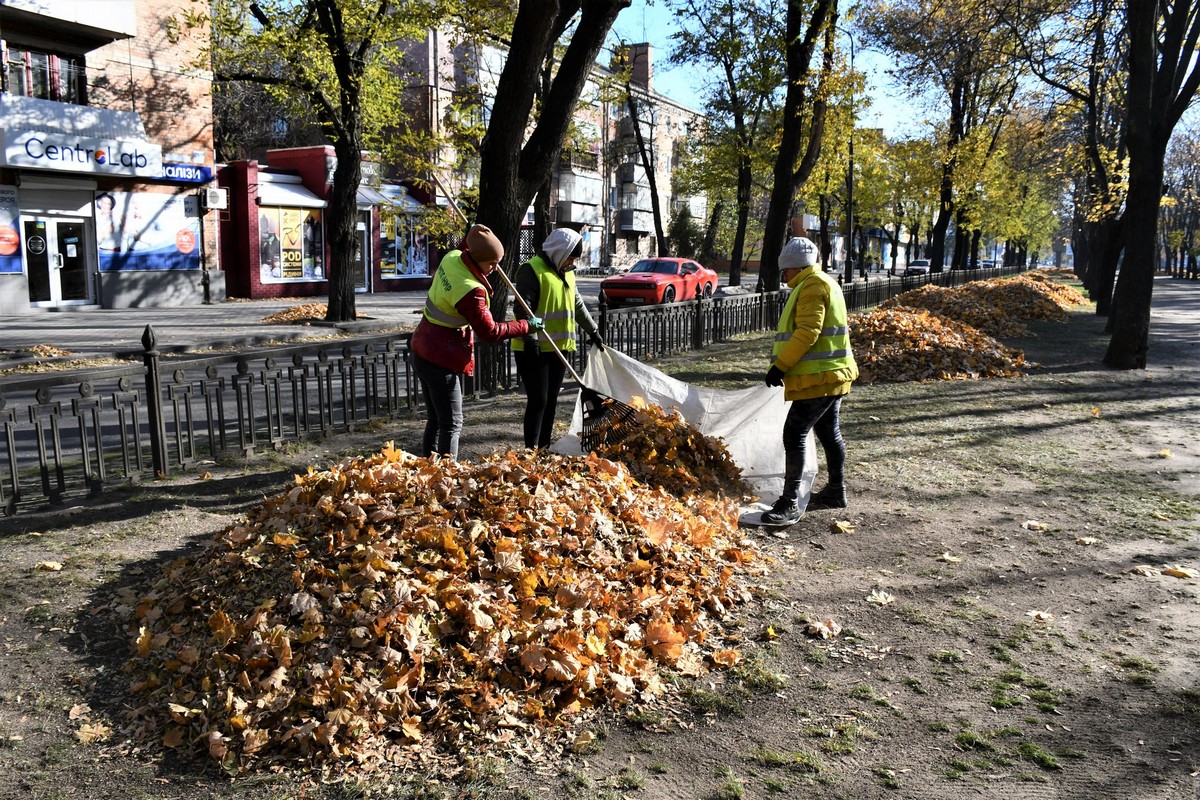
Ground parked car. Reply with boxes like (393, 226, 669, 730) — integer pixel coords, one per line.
(903, 259, 931, 277)
(599, 257, 718, 307)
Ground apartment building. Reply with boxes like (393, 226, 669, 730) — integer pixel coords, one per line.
(0, 0, 218, 313)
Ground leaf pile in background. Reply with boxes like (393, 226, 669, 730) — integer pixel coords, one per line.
(852, 308, 1028, 383)
(261, 303, 328, 324)
(852, 273, 1087, 384)
(880, 285, 1031, 338)
(590, 400, 752, 500)
(120, 446, 760, 775)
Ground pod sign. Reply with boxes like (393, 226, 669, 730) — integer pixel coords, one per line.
(2, 131, 163, 177)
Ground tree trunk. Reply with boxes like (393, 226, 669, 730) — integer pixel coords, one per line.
(325, 130, 363, 322)
(760, 0, 836, 290)
(700, 199, 725, 270)
(627, 94, 668, 255)
(929, 162, 954, 271)
(729, 157, 753, 282)
(1104, 0, 1167, 369)
(475, 0, 629, 316)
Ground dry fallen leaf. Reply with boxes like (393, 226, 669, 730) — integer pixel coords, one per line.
(1075, 537, 1098, 546)
(1026, 610, 1054, 622)
(76, 722, 112, 744)
(1022, 520, 1049, 532)
(1129, 565, 1161, 577)
(866, 589, 896, 606)
(1091, 407, 1102, 418)
(804, 618, 842, 639)
(1161, 565, 1198, 579)
(1156, 448, 1173, 459)
(831, 520, 856, 534)
(936, 552, 962, 564)
(34, 561, 63, 572)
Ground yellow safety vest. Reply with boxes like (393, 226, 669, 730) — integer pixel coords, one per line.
(511, 255, 578, 353)
(773, 269, 855, 376)
(423, 250, 485, 329)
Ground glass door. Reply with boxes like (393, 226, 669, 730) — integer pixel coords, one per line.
(24, 217, 91, 306)
(354, 213, 370, 292)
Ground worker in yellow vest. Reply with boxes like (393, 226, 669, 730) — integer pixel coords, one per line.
(761, 236, 859, 526)
(410, 224, 542, 459)
(513, 228, 604, 448)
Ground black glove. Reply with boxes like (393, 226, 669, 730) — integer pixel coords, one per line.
(764, 365, 785, 387)
(589, 331, 605, 352)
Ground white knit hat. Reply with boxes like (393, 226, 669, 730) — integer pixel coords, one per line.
(779, 237, 819, 270)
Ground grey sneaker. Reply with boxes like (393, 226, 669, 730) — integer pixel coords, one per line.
(761, 497, 803, 526)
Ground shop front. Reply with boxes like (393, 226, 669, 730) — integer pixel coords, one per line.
(0, 94, 217, 313)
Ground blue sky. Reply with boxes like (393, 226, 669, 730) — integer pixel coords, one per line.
(610, 0, 916, 139)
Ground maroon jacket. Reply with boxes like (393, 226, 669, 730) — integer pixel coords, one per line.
(409, 265, 530, 376)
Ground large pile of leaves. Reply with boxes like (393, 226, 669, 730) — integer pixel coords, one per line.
(880, 284, 1031, 338)
(953, 274, 1085, 323)
(851, 307, 1028, 383)
(120, 446, 759, 775)
(589, 399, 752, 499)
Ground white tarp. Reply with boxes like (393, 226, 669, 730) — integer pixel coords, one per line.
(552, 347, 817, 508)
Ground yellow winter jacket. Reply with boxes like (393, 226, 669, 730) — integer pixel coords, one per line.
(771, 266, 859, 400)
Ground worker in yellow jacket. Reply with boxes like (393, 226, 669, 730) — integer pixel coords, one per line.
(761, 236, 859, 526)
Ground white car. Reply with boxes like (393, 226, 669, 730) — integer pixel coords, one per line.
(903, 259, 931, 276)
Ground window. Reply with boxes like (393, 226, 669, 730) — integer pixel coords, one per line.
(3, 46, 87, 104)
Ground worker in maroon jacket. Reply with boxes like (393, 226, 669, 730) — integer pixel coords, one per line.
(409, 224, 543, 459)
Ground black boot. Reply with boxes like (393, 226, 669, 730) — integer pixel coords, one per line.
(761, 496, 803, 525)
(807, 483, 847, 510)
(762, 450, 805, 526)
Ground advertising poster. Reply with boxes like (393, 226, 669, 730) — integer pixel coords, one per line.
(280, 207, 305, 279)
(95, 191, 200, 271)
(380, 212, 429, 278)
(259, 207, 325, 283)
(0, 185, 21, 273)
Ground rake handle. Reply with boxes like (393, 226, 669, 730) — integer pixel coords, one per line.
(430, 172, 584, 385)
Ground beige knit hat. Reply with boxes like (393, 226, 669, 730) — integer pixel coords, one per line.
(465, 224, 504, 263)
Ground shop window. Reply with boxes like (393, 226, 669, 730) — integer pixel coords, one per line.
(380, 213, 430, 278)
(259, 207, 324, 283)
(3, 46, 87, 104)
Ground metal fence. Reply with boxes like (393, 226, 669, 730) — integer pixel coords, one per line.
(0, 263, 1024, 516)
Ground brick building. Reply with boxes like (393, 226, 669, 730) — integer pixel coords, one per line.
(0, 0, 219, 313)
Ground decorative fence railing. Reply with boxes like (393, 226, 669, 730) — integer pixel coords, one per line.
(0, 263, 1026, 515)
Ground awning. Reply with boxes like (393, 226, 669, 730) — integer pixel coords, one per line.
(377, 184, 427, 212)
(258, 180, 326, 209)
(356, 185, 389, 206)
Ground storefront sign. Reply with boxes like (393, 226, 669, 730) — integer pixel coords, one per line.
(0, 186, 20, 273)
(2, 131, 163, 177)
(161, 162, 212, 183)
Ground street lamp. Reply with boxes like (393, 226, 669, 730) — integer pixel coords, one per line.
(838, 26, 857, 285)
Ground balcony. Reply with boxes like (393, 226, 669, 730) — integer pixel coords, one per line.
(619, 209, 653, 233)
(558, 201, 601, 226)
(0, 0, 137, 44)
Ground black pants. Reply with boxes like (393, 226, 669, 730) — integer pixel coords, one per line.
(515, 348, 568, 448)
(782, 395, 847, 485)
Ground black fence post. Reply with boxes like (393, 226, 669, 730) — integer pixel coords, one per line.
(692, 295, 704, 350)
(141, 325, 168, 477)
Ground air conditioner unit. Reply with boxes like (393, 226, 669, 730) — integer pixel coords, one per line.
(201, 187, 228, 210)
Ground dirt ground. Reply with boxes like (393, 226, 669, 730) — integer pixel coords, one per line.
(1, 278, 1198, 800)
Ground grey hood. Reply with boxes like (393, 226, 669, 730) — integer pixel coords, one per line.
(541, 228, 583, 270)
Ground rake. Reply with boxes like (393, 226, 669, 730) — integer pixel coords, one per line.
(429, 173, 641, 453)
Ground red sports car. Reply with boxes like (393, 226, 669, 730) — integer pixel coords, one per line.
(599, 257, 719, 307)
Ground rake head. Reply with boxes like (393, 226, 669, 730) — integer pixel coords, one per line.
(579, 386, 641, 453)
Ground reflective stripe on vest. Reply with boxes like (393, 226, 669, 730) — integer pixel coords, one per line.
(511, 255, 578, 353)
(772, 269, 855, 376)
(423, 251, 485, 329)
